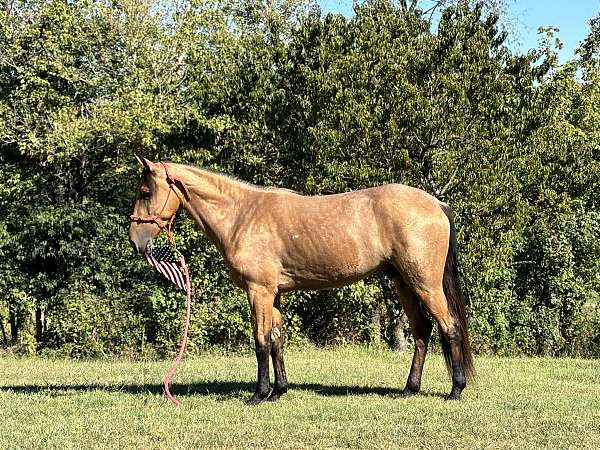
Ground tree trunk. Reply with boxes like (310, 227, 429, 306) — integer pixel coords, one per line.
(35, 306, 44, 344)
(0, 315, 7, 348)
(371, 305, 381, 344)
(380, 276, 408, 351)
(390, 311, 408, 352)
(9, 306, 18, 345)
(384, 297, 408, 352)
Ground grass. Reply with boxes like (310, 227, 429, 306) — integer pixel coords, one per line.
(1, 346, 599, 449)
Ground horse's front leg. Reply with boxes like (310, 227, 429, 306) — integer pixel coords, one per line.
(267, 293, 287, 402)
(246, 283, 275, 405)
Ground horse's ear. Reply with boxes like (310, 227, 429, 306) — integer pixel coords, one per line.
(135, 154, 158, 172)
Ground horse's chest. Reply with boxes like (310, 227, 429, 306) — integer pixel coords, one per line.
(223, 246, 279, 289)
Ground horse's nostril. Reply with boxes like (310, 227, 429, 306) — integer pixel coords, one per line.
(129, 238, 138, 253)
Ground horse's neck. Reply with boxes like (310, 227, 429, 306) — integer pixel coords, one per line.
(172, 164, 249, 251)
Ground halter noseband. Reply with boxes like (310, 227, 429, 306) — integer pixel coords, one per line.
(130, 161, 190, 245)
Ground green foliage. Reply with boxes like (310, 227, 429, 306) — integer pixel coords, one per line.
(1, 0, 599, 357)
(285, 282, 381, 345)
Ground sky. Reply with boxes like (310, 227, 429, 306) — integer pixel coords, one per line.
(317, 1, 600, 62)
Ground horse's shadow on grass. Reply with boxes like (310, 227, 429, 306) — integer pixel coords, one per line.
(0, 381, 447, 400)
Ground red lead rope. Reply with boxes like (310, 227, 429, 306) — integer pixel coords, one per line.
(162, 254, 192, 406)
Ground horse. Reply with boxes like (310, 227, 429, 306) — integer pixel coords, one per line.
(128, 156, 474, 404)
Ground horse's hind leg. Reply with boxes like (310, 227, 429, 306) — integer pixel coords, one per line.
(390, 203, 472, 399)
(392, 276, 433, 397)
(268, 293, 288, 402)
(414, 287, 467, 400)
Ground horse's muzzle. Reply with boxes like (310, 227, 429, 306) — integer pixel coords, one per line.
(129, 237, 139, 254)
(128, 235, 151, 255)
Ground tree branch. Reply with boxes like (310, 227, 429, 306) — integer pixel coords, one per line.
(439, 165, 459, 197)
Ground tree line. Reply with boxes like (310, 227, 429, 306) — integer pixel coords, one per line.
(1, 0, 599, 357)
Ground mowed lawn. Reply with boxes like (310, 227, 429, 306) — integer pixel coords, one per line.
(1, 346, 599, 449)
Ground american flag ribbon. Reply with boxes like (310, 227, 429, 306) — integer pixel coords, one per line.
(145, 244, 187, 290)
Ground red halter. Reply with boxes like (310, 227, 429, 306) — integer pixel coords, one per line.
(130, 162, 190, 245)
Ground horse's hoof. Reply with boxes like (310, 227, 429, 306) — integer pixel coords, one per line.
(246, 390, 271, 405)
(445, 392, 461, 401)
(267, 386, 287, 402)
(266, 392, 281, 402)
(400, 387, 418, 398)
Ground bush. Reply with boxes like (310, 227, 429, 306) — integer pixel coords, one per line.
(1, 0, 599, 357)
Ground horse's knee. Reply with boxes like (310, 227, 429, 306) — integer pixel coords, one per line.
(415, 316, 433, 341)
(414, 337, 428, 354)
(441, 323, 463, 346)
(413, 287, 451, 322)
(254, 332, 271, 351)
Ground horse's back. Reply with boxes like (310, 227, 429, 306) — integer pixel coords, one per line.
(281, 183, 447, 238)
(241, 184, 449, 291)
(261, 183, 448, 254)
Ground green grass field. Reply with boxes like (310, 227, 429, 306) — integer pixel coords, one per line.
(1, 346, 599, 449)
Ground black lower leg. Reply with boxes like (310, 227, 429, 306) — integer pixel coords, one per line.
(401, 338, 429, 396)
(247, 339, 272, 405)
(446, 330, 466, 401)
(267, 325, 287, 402)
(392, 279, 433, 398)
(401, 322, 432, 397)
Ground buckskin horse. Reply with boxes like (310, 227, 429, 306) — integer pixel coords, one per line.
(128, 156, 474, 404)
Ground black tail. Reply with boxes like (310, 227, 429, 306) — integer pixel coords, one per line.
(439, 203, 475, 382)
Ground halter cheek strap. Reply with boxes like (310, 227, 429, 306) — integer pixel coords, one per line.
(130, 162, 189, 245)
(163, 164, 191, 201)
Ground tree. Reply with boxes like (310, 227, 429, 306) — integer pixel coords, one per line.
(1, 0, 598, 356)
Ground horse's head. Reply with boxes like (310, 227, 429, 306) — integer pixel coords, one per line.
(128, 155, 183, 254)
